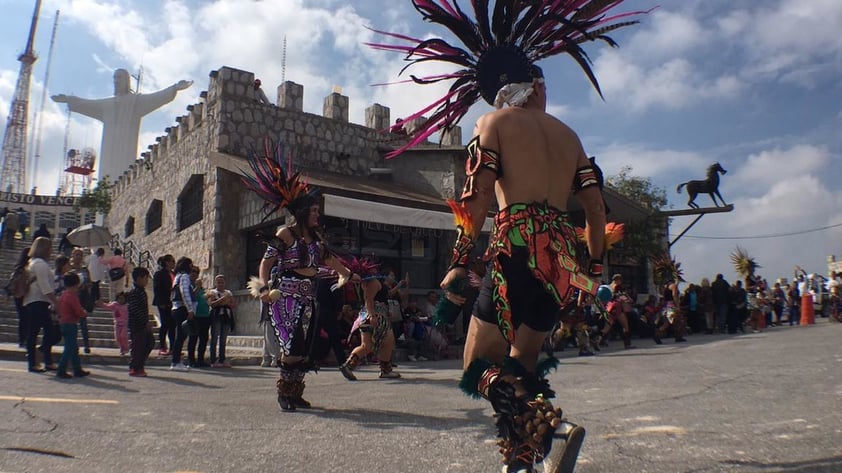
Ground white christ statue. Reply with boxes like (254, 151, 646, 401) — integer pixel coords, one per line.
(52, 68, 192, 183)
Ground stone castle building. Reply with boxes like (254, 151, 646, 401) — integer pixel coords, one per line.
(105, 66, 654, 334)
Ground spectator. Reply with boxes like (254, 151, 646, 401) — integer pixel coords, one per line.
(24, 237, 59, 373)
(69, 248, 93, 354)
(253, 79, 271, 105)
(8, 247, 31, 347)
(337, 303, 357, 343)
(383, 268, 409, 338)
(153, 254, 176, 356)
(418, 290, 440, 319)
(711, 274, 730, 333)
(87, 248, 107, 303)
(772, 282, 786, 326)
(684, 284, 702, 334)
(1, 209, 18, 248)
(58, 227, 76, 256)
(208, 274, 236, 368)
(730, 280, 747, 334)
(127, 267, 155, 377)
(403, 298, 429, 362)
(32, 223, 51, 241)
(698, 278, 715, 334)
(105, 248, 129, 301)
(97, 292, 129, 356)
(787, 281, 800, 326)
(170, 257, 196, 371)
(187, 267, 211, 368)
(55, 272, 90, 379)
(259, 301, 281, 368)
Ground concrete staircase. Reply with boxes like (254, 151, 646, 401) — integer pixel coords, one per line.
(0, 237, 124, 348)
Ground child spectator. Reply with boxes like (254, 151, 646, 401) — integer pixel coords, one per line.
(56, 272, 90, 379)
(97, 292, 129, 356)
(207, 275, 236, 368)
(127, 267, 154, 377)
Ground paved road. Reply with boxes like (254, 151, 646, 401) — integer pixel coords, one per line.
(1, 321, 841, 473)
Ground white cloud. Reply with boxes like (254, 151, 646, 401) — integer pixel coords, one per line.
(591, 142, 709, 185)
(726, 145, 830, 196)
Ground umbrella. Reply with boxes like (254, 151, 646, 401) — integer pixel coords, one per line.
(67, 224, 114, 248)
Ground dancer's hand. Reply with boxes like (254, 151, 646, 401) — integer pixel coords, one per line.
(440, 267, 467, 305)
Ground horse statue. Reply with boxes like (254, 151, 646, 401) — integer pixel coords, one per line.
(676, 162, 728, 209)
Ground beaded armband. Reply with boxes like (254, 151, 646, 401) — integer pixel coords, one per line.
(447, 200, 477, 271)
(461, 136, 502, 200)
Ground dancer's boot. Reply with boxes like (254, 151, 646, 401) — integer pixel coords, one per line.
(339, 353, 360, 381)
(379, 360, 401, 379)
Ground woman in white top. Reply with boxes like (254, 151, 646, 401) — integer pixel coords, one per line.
(24, 237, 59, 372)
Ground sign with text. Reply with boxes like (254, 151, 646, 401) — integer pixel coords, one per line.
(0, 192, 78, 207)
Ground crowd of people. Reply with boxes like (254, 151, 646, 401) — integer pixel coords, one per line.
(552, 270, 842, 359)
(2, 232, 238, 378)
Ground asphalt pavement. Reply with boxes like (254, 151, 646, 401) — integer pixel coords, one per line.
(1, 320, 841, 473)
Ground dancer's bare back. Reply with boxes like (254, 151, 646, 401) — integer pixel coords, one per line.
(477, 106, 595, 211)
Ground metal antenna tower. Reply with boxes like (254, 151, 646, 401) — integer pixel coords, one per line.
(31, 9, 59, 190)
(282, 35, 287, 83)
(0, 0, 42, 193)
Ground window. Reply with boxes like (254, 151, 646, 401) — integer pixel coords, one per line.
(125, 216, 135, 237)
(58, 212, 80, 231)
(33, 211, 55, 231)
(177, 174, 204, 231)
(146, 199, 163, 235)
(83, 212, 96, 225)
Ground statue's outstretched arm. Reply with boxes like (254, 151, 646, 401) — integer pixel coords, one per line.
(52, 94, 106, 121)
(136, 80, 193, 116)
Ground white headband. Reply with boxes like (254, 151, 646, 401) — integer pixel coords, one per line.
(493, 78, 543, 109)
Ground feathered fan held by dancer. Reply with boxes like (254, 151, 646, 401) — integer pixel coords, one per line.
(369, 2, 650, 472)
(242, 139, 358, 412)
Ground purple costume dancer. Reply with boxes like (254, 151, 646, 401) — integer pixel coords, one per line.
(243, 139, 357, 412)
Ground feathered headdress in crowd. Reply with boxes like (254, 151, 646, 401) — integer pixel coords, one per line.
(241, 138, 321, 220)
(731, 246, 760, 278)
(575, 222, 625, 251)
(339, 255, 381, 280)
(652, 252, 685, 285)
(367, 0, 652, 157)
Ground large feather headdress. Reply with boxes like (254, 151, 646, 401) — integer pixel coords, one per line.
(730, 246, 760, 278)
(652, 252, 685, 286)
(368, 1, 652, 157)
(241, 138, 321, 220)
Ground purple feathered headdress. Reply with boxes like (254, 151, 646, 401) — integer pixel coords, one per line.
(340, 255, 381, 279)
(368, 0, 653, 158)
(241, 138, 321, 220)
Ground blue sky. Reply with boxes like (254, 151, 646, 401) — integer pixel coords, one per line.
(1, 0, 840, 286)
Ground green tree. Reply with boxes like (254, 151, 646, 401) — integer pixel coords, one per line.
(73, 177, 113, 216)
(605, 166, 668, 260)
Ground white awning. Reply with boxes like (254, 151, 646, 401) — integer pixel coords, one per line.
(323, 194, 494, 232)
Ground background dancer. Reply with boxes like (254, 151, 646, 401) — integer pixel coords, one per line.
(338, 257, 402, 381)
(243, 140, 357, 412)
(369, 2, 649, 470)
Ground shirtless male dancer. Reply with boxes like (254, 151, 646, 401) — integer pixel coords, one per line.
(442, 66, 606, 473)
(369, 2, 648, 471)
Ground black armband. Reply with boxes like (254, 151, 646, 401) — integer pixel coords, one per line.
(573, 165, 600, 193)
(461, 136, 502, 200)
